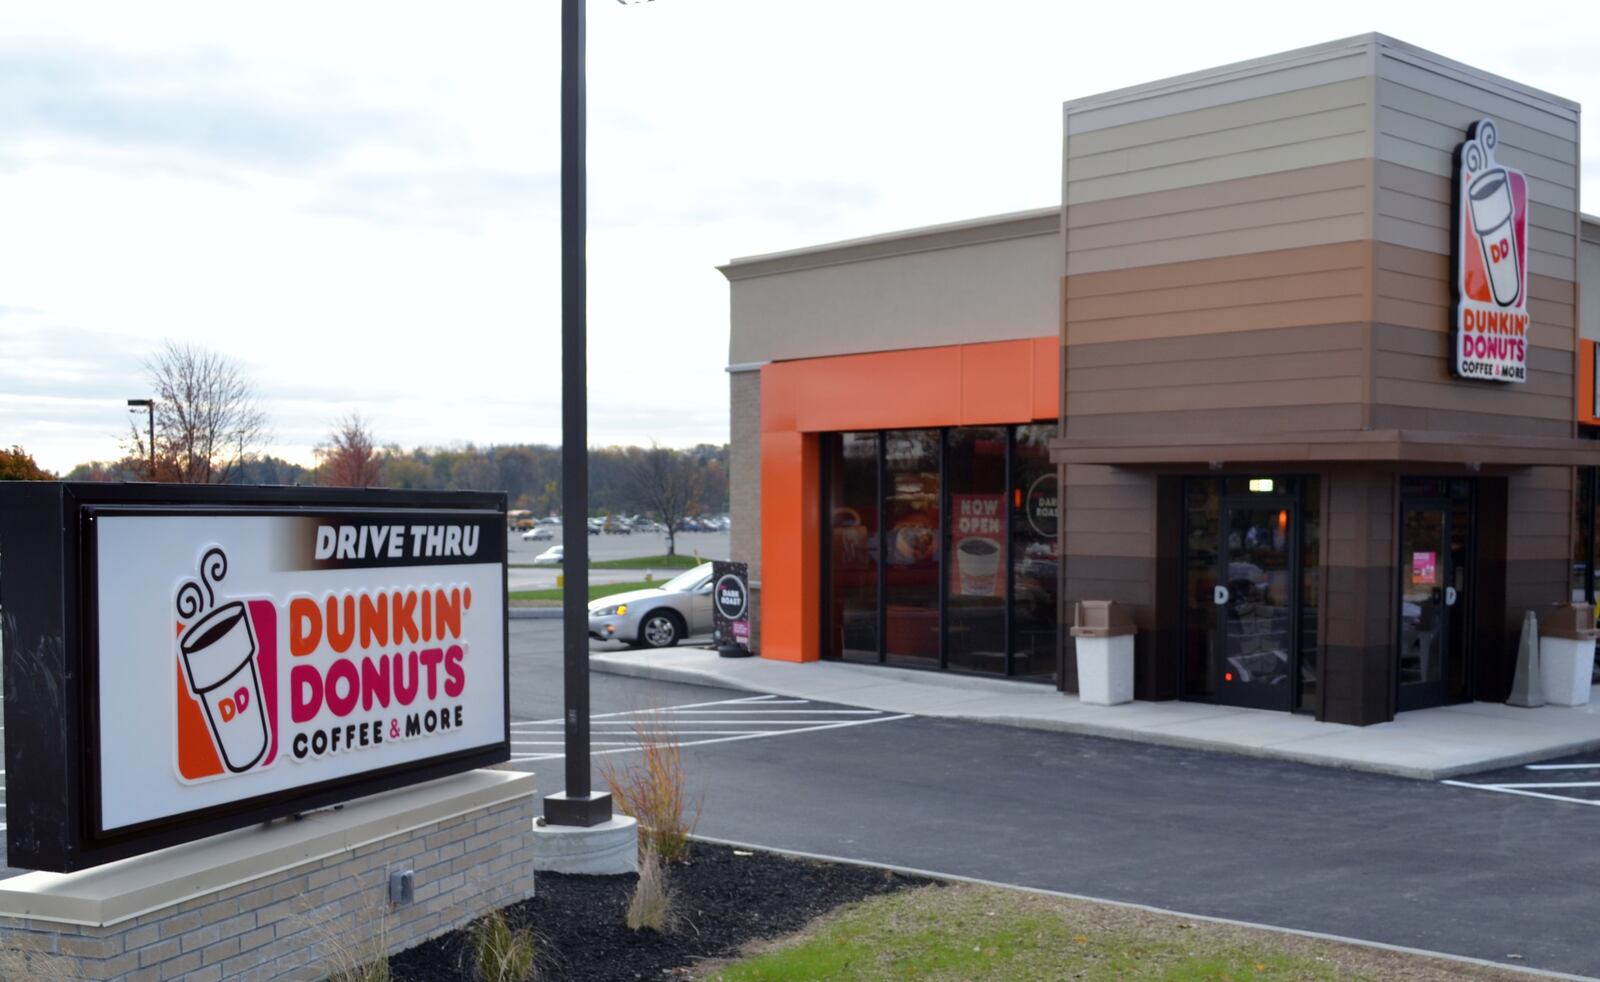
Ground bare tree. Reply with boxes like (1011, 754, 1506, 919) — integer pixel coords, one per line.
(127, 341, 268, 483)
(315, 413, 384, 487)
(628, 444, 705, 558)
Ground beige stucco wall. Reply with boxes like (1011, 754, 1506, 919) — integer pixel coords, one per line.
(722, 209, 1061, 366)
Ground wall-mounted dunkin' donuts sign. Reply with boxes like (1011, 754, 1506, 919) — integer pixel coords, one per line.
(0, 483, 509, 872)
(1451, 118, 1530, 384)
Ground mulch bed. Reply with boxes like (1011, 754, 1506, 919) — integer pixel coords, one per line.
(389, 841, 934, 981)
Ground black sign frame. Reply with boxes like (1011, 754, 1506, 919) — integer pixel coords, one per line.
(0, 483, 511, 872)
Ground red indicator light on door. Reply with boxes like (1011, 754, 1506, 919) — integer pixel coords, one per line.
(1224, 672, 1234, 682)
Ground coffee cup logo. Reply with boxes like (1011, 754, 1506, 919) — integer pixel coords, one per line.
(176, 548, 273, 775)
(955, 536, 1001, 597)
(1451, 118, 1529, 384)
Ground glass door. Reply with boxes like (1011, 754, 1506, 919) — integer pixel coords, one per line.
(1182, 479, 1299, 711)
(1397, 483, 1472, 710)
(1214, 500, 1297, 710)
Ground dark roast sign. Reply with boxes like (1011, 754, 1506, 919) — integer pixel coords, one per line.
(0, 483, 510, 872)
(1026, 473, 1059, 538)
(711, 560, 751, 656)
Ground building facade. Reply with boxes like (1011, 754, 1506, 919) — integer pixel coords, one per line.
(722, 34, 1600, 726)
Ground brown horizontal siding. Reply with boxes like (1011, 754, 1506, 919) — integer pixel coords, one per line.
(1069, 376, 1362, 417)
(1373, 242, 1576, 349)
(1067, 322, 1365, 369)
(1063, 404, 1366, 440)
(1069, 349, 1364, 394)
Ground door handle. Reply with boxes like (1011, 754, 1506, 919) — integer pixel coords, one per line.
(1445, 586, 1458, 606)
(1213, 585, 1229, 606)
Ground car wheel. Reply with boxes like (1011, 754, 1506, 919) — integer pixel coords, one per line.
(637, 611, 683, 649)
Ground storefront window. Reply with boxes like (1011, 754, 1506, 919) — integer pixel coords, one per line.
(1011, 425, 1057, 680)
(1298, 477, 1321, 712)
(825, 433, 880, 662)
(1182, 481, 1221, 700)
(1574, 465, 1595, 604)
(821, 424, 1059, 681)
(884, 430, 941, 667)
(945, 428, 1007, 674)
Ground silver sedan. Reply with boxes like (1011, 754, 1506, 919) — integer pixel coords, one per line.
(587, 563, 715, 648)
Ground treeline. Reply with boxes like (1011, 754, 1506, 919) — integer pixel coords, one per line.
(62, 443, 729, 517)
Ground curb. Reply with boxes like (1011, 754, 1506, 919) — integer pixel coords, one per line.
(584, 656, 1600, 782)
(690, 833, 1596, 982)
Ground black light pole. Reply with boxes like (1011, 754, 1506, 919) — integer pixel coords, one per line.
(127, 398, 154, 478)
(544, 0, 612, 828)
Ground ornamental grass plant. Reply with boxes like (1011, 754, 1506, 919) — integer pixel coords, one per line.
(598, 707, 703, 863)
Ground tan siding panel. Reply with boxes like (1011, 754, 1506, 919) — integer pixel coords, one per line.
(1377, 106, 1578, 186)
(1067, 51, 1372, 135)
(1067, 161, 1366, 230)
(1067, 187, 1366, 253)
(1066, 242, 1368, 298)
(1374, 134, 1577, 212)
(1066, 214, 1368, 276)
(1067, 268, 1365, 322)
(1068, 105, 1370, 181)
(1377, 57, 1579, 142)
(1376, 352, 1569, 399)
(1067, 77, 1372, 157)
(1066, 134, 1371, 207)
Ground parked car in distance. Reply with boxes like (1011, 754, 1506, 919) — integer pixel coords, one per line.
(587, 563, 716, 648)
(532, 545, 564, 566)
(521, 526, 554, 541)
(602, 519, 631, 534)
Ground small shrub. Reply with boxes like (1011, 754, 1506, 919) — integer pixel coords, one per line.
(626, 847, 676, 933)
(471, 910, 537, 982)
(599, 708, 703, 862)
(297, 902, 391, 982)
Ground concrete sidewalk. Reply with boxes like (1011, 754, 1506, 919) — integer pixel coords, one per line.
(589, 648, 1600, 780)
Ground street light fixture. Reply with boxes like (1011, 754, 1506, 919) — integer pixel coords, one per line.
(127, 398, 155, 479)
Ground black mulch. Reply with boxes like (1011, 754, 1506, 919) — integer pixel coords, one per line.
(389, 842, 935, 981)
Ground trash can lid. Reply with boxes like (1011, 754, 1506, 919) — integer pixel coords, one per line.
(1070, 600, 1136, 638)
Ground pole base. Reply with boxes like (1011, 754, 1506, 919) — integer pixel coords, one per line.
(542, 791, 614, 827)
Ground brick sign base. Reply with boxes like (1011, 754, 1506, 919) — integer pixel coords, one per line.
(0, 770, 534, 981)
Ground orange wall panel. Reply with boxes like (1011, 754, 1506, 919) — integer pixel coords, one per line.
(961, 341, 1037, 424)
(1580, 339, 1599, 426)
(759, 430, 820, 662)
(757, 336, 1058, 664)
(1032, 337, 1060, 421)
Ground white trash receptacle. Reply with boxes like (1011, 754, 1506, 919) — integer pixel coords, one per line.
(1538, 603, 1597, 707)
(1071, 600, 1136, 706)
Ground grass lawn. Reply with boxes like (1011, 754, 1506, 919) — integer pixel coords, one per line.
(697, 883, 1526, 982)
(592, 554, 704, 570)
(508, 580, 659, 604)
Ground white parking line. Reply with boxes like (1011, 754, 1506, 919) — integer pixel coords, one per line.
(1525, 762, 1600, 771)
(1442, 779, 1600, 807)
(509, 713, 913, 762)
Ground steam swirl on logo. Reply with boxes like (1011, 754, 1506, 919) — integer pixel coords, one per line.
(176, 546, 230, 620)
(1464, 120, 1497, 173)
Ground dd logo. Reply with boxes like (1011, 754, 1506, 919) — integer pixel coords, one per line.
(1491, 238, 1510, 262)
(714, 574, 747, 620)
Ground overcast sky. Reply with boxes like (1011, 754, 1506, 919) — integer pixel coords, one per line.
(3, 1, 1598, 473)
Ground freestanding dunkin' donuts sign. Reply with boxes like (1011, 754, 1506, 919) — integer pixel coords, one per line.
(0, 484, 510, 872)
(1451, 118, 1530, 383)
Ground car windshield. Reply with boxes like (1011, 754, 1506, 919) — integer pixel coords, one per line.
(660, 564, 712, 593)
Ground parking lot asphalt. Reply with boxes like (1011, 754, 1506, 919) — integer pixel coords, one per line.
(505, 620, 1600, 978)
